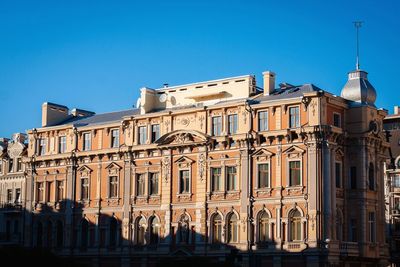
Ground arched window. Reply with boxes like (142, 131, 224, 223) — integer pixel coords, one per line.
(369, 163, 375, 190)
(178, 214, 190, 244)
(336, 211, 343, 241)
(109, 217, 118, 247)
(46, 221, 53, 248)
(149, 216, 159, 245)
(289, 210, 302, 241)
(227, 213, 239, 243)
(136, 217, 146, 245)
(81, 219, 89, 248)
(56, 220, 63, 248)
(37, 222, 43, 247)
(212, 213, 222, 243)
(259, 211, 270, 242)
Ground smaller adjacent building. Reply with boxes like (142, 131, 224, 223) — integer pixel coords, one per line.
(0, 133, 27, 246)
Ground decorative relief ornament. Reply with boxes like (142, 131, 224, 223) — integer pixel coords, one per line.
(162, 156, 170, 183)
(198, 153, 206, 182)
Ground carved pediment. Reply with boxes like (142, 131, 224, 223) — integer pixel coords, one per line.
(105, 162, 122, 175)
(156, 130, 209, 146)
(174, 156, 194, 168)
(77, 165, 93, 177)
(252, 148, 275, 161)
(283, 145, 305, 158)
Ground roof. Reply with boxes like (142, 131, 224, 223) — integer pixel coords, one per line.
(55, 109, 140, 127)
(253, 84, 324, 102)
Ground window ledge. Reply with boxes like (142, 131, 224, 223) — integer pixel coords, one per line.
(285, 186, 304, 195)
(255, 188, 272, 197)
(177, 193, 192, 201)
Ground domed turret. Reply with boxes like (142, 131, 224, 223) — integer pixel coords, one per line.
(340, 69, 377, 106)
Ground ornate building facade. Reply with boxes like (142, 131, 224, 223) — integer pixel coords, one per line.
(383, 107, 400, 265)
(10, 68, 389, 266)
(0, 133, 27, 246)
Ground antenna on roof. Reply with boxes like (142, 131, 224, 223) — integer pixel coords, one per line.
(353, 21, 363, 70)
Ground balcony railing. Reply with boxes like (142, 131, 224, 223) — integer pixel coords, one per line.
(0, 201, 23, 211)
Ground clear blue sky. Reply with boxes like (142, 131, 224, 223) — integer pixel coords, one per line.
(1, 0, 399, 138)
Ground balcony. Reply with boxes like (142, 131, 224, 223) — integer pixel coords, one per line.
(283, 241, 307, 252)
(0, 202, 23, 212)
(339, 242, 359, 257)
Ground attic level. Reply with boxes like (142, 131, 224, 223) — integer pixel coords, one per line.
(136, 75, 258, 114)
(41, 102, 95, 127)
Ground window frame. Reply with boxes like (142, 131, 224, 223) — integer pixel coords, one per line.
(257, 162, 270, 189)
(138, 126, 147, 145)
(226, 166, 238, 191)
(288, 159, 302, 187)
(38, 138, 47, 156)
(228, 114, 238, 135)
(333, 112, 341, 127)
(179, 169, 191, 194)
(210, 167, 222, 192)
(212, 116, 222, 136)
(289, 106, 300, 128)
(149, 172, 159, 196)
(83, 132, 92, 151)
(136, 173, 146, 197)
(109, 175, 119, 198)
(110, 129, 120, 148)
(258, 110, 268, 131)
(59, 136, 67, 153)
(80, 177, 90, 201)
(151, 124, 160, 143)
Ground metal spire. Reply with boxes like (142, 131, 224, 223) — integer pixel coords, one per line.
(353, 21, 363, 70)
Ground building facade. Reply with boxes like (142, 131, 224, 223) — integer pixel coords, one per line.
(0, 133, 27, 246)
(6, 68, 389, 266)
(383, 107, 400, 266)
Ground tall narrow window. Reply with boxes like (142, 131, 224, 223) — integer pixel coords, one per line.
(212, 214, 222, 243)
(15, 188, 21, 203)
(59, 136, 66, 153)
(333, 113, 341, 127)
(368, 163, 375, 190)
(7, 189, 12, 203)
(137, 174, 145, 196)
(289, 161, 301, 186)
(109, 176, 118, 198)
(151, 124, 160, 143)
(8, 159, 13, 172)
(136, 217, 146, 245)
(38, 138, 46, 156)
(16, 158, 22, 172)
(212, 116, 222, 136)
(37, 182, 44, 202)
(179, 170, 190, 194)
(350, 219, 357, 242)
(289, 210, 302, 241)
(258, 163, 270, 188)
(81, 178, 89, 200)
(149, 216, 159, 245)
(56, 181, 64, 202)
(258, 111, 268, 131)
(289, 106, 300, 128)
(139, 126, 147, 145)
(228, 114, 238, 134)
(149, 173, 159, 195)
(226, 166, 237, 191)
(335, 162, 342, 188)
(227, 213, 238, 243)
(368, 212, 376, 243)
(111, 129, 119, 148)
(259, 211, 270, 242)
(350, 166, 357, 189)
(83, 133, 91, 151)
(211, 167, 222, 192)
(46, 181, 53, 203)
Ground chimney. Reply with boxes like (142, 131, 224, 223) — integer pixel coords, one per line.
(263, 71, 276, 96)
(42, 102, 69, 127)
(71, 108, 95, 117)
(395, 106, 399, 115)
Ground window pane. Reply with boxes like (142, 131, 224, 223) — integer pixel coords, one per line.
(212, 117, 222, 136)
(150, 173, 159, 195)
(227, 166, 237, 191)
(289, 161, 301, 186)
(258, 163, 269, 188)
(180, 170, 190, 193)
(258, 111, 268, 131)
(228, 114, 238, 134)
(111, 129, 119, 148)
(83, 133, 91, 151)
(211, 168, 221, 192)
(151, 124, 160, 142)
(289, 107, 300, 128)
(139, 126, 147, 145)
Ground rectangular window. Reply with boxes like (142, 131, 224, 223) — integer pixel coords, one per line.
(335, 162, 342, 188)
(289, 161, 301, 186)
(333, 113, 341, 127)
(350, 166, 357, 189)
(17, 158, 22, 172)
(258, 111, 268, 131)
(151, 124, 160, 143)
(149, 173, 159, 195)
(258, 163, 270, 188)
(81, 178, 89, 200)
(212, 116, 222, 136)
(38, 138, 46, 156)
(226, 166, 237, 191)
(15, 188, 21, 203)
(289, 106, 300, 128)
(368, 212, 376, 243)
(56, 181, 64, 201)
(179, 170, 190, 194)
(139, 126, 147, 145)
(8, 159, 13, 172)
(350, 219, 357, 242)
(83, 133, 91, 151)
(37, 182, 44, 202)
(136, 174, 145, 196)
(7, 189, 12, 203)
(211, 168, 222, 192)
(109, 176, 118, 198)
(111, 129, 119, 148)
(393, 175, 400, 188)
(228, 114, 238, 134)
(46, 181, 53, 202)
(59, 136, 66, 153)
